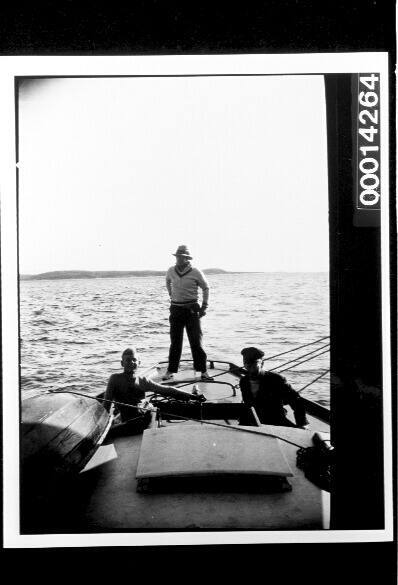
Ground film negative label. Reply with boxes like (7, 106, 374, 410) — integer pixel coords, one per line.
(356, 73, 381, 212)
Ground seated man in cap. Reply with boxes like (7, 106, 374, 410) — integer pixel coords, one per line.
(239, 347, 309, 428)
(162, 244, 213, 382)
(105, 347, 204, 434)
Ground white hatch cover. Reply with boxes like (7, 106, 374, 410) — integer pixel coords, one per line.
(136, 424, 294, 479)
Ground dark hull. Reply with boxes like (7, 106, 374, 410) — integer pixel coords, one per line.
(21, 391, 111, 532)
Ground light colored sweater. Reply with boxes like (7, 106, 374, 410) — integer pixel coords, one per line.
(166, 265, 209, 306)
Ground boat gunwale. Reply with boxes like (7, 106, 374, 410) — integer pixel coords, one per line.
(143, 357, 330, 425)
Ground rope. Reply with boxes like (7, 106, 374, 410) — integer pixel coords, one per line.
(116, 414, 148, 425)
(153, 392, 236, 402)
(275, 349, 330, 374)
(155, 412, 305, 448)
(47, 389, 305, 448)
(151, 338, 329, 379)
(298, 369, 330, 394)
(267, 343, 330, 372)
(175, 370, 225, 387)
(47, 389, 149, 413)
(262, 335, 330, 362)
(177, 379, 238, 390)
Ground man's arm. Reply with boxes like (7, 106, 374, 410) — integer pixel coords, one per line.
(165, 269, 172, 300)
(238, 377, 255, 425)
(196, 269, 209, 313)
(239, 377, 253, 406)
(281, 378, 309, 427)
(104, 375, 116, 413)
(138, 376, 203, 402)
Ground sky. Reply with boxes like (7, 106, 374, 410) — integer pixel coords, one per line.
(18, 75, 329, 274)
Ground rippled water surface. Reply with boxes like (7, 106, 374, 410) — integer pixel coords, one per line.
(20, 273, 330, 406)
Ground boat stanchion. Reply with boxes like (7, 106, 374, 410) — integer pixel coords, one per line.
(250, 407, 262, 427)
(156, 407, 163, 428)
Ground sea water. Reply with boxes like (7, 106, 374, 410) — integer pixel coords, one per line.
(19, 272, 330, 407)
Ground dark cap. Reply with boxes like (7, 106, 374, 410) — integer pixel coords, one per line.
(241, 347, 265, 363)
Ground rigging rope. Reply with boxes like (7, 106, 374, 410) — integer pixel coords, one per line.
(151, 337, 330, 379)
(47, 389, 305, 448)
(176, 373, 234, 389)
(174, 337, 330, 390)
(149, 411, 306, 448)
(275, 348, 330, 374)
(262, 335, 330, 362)
(267, 343, 330, 373)
(298, 369, 330, 394)
(47, 335, 332, 449)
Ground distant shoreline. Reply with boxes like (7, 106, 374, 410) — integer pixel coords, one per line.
(20, 268, 229, 281)
(20, 269, 328, 281)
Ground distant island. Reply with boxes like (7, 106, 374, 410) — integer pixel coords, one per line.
(20, 268, 231, 281)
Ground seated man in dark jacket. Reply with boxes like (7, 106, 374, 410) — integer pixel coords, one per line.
(239, 347, 309, 428)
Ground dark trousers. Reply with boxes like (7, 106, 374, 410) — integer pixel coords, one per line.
(108, 410, 152, 438)
(168, 304, 207, 373)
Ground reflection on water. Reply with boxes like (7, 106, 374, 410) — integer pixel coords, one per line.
(20, 273, 330, 406)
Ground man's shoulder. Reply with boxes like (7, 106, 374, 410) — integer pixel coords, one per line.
(260, 371, 288, 384)
(261, 371, 297, 392)
(108, 372, 124, 383)
(261, 370, 282, 378)
(134, 375, 147, 385)
(240, 372, 282, 384)
(239, 374, 251, 388)
(134, 375, 163, 391)
(191, 266, 206, 277)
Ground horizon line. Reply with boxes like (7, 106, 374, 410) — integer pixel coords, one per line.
(21, 268, 329, 276)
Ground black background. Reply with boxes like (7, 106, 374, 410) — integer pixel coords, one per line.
(0, 0, 396, 582)
(0, 0, 395, 56)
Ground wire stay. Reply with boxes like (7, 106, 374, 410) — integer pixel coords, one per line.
(276, 348, 330, 374)
(298, 369, 330, 393)
(262, 335, 330, 362)
(267, 343, 330, 372)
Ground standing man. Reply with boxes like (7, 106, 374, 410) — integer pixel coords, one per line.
(163, 245, 213, 381)
(239, 347, 309, 428)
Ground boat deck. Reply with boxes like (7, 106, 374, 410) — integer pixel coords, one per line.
(146, 361, 330, 432)
(146, 359, 243, 401)
(76, 421, 329, 531)
(20, 361, 330, 534)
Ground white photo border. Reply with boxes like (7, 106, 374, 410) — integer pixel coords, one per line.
(0, 53, 392, 548)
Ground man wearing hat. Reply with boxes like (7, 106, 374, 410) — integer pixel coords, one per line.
(162, 245, 213, 381)
(239, 347, 309, 428)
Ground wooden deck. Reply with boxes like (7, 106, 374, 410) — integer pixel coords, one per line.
(75, 420, 329, 532)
